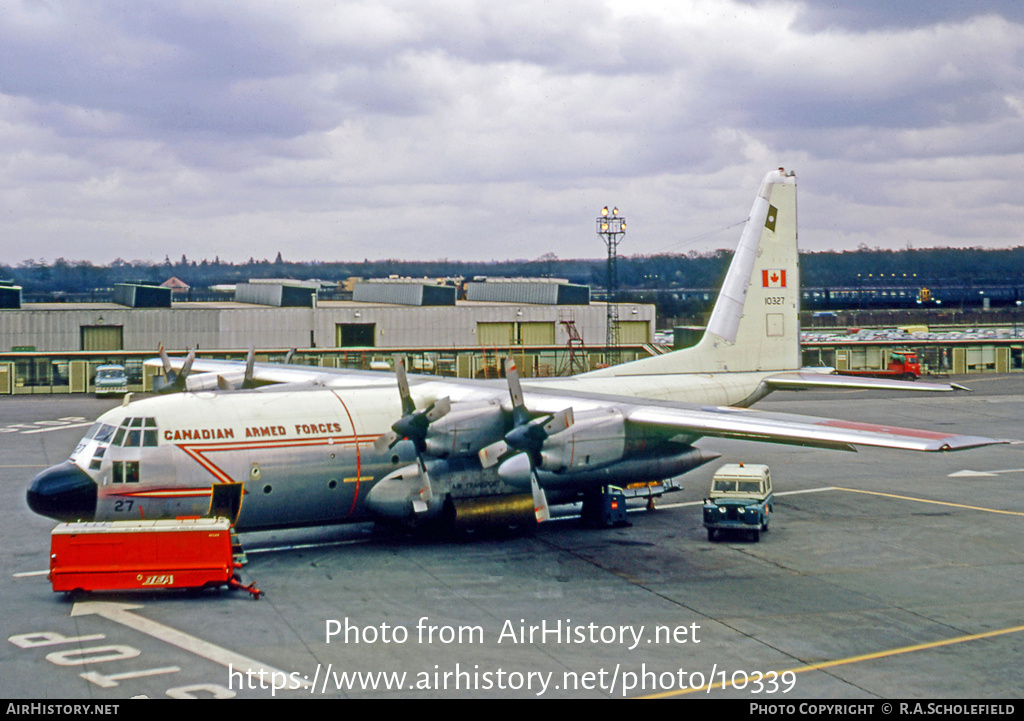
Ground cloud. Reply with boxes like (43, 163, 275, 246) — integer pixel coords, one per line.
(776, 0, 1024, 31)
(0, 0, 1022, 264)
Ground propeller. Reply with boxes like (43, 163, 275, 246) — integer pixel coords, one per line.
(244, 346, 256, 386)
(217, 346, 257, 390)
(157, 345, 196, 393)
(372, 355, 451, 456)
(478, 358, 574, 522)
(159, 345, 261, 393)
(372, 355, 452, 509)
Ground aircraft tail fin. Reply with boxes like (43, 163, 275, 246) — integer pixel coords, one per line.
(584, 168, 800, 377)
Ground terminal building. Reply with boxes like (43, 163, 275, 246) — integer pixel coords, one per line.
(0, 279, 658, 394)
(1, 278, 1020, 395)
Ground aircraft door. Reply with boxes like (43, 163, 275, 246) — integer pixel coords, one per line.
(209, 482, 244, 525)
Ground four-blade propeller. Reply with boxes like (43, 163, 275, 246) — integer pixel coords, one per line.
(477, 358, 575, 522)
(159, 345, 259, 393)
(371, 355, 453, 508)
(158, 345, 196, 393)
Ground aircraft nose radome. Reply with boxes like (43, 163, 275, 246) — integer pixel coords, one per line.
(26, 461, 97, 522)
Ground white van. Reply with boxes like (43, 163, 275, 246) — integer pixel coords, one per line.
(94, 364, 128, 397)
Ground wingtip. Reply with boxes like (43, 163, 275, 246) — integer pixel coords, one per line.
(934, 435, 1009, 451)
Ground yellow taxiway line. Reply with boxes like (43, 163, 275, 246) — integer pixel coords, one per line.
(641, 623, 1024, 698)
(834, 487, 1024, 517)
(644, 485, 1024, 698)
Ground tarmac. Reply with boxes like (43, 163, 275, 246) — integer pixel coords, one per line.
(1, 375, 1022, 699)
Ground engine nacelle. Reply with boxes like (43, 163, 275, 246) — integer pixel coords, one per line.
(365, 463, 438, 519)
(423, 400, 505, 458)
(498, 446, 716, 491)
(183, 370, 245, 392)
(536, 408, 626, 472)
(365, 457, 507, 520)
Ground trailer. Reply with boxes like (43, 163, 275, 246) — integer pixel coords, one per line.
(49, 517, 260, 599)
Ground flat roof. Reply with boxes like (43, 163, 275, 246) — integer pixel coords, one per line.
(14, 300, 644, 311)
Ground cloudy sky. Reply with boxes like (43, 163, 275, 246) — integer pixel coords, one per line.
(2, 1, 1023, 265)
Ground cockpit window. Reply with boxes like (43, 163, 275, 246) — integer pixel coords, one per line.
(143, 418, 158, 447)
(113, 417, 159, 447)
(89, 445, 105, 471)
(126, 417, 143, 447)
(112, 460, 139, 483)
(72, 422, 117, 462)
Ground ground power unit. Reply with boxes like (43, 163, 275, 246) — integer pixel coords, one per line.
(49, 517, 260, 599)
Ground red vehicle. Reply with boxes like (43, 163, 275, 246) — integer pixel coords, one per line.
(838, 350, 921, 380)
(49, 517, 260, 598)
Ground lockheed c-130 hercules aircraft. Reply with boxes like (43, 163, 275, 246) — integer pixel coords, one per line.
(27, 168, 1003, 532)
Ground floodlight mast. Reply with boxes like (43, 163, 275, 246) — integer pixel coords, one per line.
(597, 206, 626, 365)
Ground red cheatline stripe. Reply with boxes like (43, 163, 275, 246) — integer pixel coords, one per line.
(820, 419, 952, 440)
(331, 391, 363, 517)
(176, 433, 376, 485)
(112, 488, 213, 499)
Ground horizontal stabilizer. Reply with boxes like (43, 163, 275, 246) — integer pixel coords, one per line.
(766, 371, 970, 393)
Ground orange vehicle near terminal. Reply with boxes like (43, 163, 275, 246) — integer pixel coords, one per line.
(837, 349, 921, 380)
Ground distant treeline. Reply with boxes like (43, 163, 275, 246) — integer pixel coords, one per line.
(4, 246, 1024, 295)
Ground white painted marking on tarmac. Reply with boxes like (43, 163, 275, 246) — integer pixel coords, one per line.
(0, 417, 90, 435)
(949, 468, 1024, 478)
(653, 499, 709, 510)
(657, 486, 837, 510)
(71, 601, 313, 689)
(246, 537, 377, 555)
(23, 422, 94, 435)
(12, 570, 50, 578)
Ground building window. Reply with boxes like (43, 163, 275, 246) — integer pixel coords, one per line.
(336, 323, 376, 347)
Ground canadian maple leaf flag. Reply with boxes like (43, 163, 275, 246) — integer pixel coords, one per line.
(762, 269, 786, 288)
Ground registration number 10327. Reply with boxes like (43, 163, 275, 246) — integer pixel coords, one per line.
(764, 296, 786, 305)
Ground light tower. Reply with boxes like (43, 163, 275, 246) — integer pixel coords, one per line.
(597, 206, 626, 365)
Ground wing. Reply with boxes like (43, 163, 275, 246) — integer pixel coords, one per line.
(145, 355, 400, 391)
(622, 404, 999, 452)
(148, 353, 1004, 453)
(507, 388, 1004, 454)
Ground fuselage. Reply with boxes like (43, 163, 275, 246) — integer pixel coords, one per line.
(27, 370, 772, 530)
(46, 386, 416, 531)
